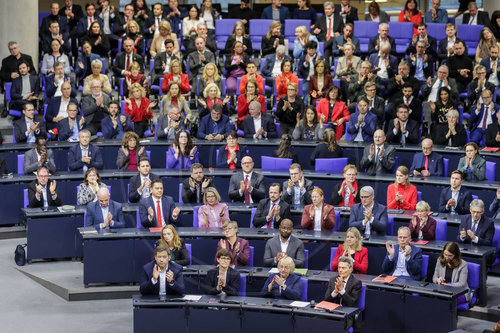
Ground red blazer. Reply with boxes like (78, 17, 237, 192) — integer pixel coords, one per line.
(316, 98, 350, 140)
(237, 94, 266, 124)
(239, 74, 265, 94)
(330, 244, 368, 274)
(409, 216, 436, 240)
(301, 203, 335, 232)
(309, 73, 333, 106)
(386, 183, 417, 210)
(276, 72, 299, 99)
(161, 73, 190, 95)
(398, 10, 422, 34)
(125, 97, 153, 122)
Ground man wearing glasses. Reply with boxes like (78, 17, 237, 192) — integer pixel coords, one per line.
(228, 156, 266, 203)
(27, 166, 62, 208)
(410, 138, 444, 177)
(349, 186, 388, 237)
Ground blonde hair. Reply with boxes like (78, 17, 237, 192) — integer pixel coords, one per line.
(126, 20, 140, 32)
(311, 187, 324, 197)
(278, 256, 295, 270)
(343, 164, 358, 175)
(344, 227, 363, 252)
(203, 82, 221, 98)
(158, 225, 183, 250)
(128, 82, 146, 98)
(202, 62, 220, 82)
(394, 165, 411, 188)
(295, 25, 310, 41)
(162, 82, 189, 110)
(129, 61, 141, 72)
(159, 20, 172, 34)
(169, 59, 182, 74)
(266, 21, 281, 38)
(231, 21, 247, 37)
(416, 200, 430, 212)
(203, 187, 221, 204)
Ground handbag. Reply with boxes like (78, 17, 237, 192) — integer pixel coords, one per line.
(14, 243, 27, 266)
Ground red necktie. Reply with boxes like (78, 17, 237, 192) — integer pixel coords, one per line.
(244, 175, 250, 204)
(156, 200, 162, 228)
(267, 203, 276, 228)
(424, 156, 429, 171)
(481, 106, 489, 131)
(126, 55, 130, 71)
(326, 17, 332, 41)
(405, 98, 409, 105)
(90, 17, 93, 24)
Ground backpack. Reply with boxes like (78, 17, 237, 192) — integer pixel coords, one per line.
(14, 243, 27, 266)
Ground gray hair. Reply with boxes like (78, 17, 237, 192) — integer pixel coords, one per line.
(338, 256, 354, 268)
(166, 103, 179, 115)
(97, 187, 110, 197)
(438, 64, 449, 73)
(470, 199, 485, 211)
(53, 61, 64, 69)
(8, 41, 17, 48)
(324, 1, 334, 8)
(379, 22, 389, 30)
(276, 45, 286, 55)
(398, 226, 411, 236)
(399, 60, 410, 69)
(80, 129, 91, 137)
(380, 41, 391, 51)
(416, 200, 430, 211)
(91, 59, 103, 68)
(249, 100, 262, 111)
(360, 186, 374, 195)
(278, 256, 295, 270)
(446, 109, 459, 118)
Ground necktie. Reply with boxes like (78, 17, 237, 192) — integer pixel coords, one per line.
(156, 200, 162, 228)
(376, 147, 380, 161)
(424, 155, 429, 171)
(481, 106, 489, 131)
(157, 17, 161, 27)
(267, 203, 276, 228)
(472, 221, 477, 234)
(437, 80, 442, 90)
(405, 98, 409, 106)
(126, 55, 130, 71)
(401, 125, 406, 145)
(90, 17, 93, 25)
(327, 18, 332, 41)
(244, 175, 250, 203)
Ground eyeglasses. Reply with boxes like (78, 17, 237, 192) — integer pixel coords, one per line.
(218, 257, 231, 261)
(360, 195, 372, 199)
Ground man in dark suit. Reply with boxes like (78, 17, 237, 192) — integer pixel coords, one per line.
(113, 4, 135, 38)
(76, 3, 103, 40)
(421, 65, 459, 103)
(85, 187, 125, 230)
(27, 166, 62, 208)
(480, 45, 499, 89)
(466, 65, 496, 112)
(40, 20, 70, 55)
(204, 249, 241, 296)
(182, 163, 213, 204)
(45, 81, 79, 131)
(386, 104, 420, 145)
(313, 1, 344, 66)
(448, 41, 473, 92)
(439, 170, 473, 215)
(324, 256, 362, 306)
(387, 82, 422, 122)
(367, 22, 396, 56)
(185, 23, 218, 55)
(152, 39, 179, 85)
(228, 156, 266, 203)
(10, 61, 40, 111)
(437, 24, 466, 63)
(463, 2, 490, 26)
(81, 79, 111, 135)
(242, 101, 277, 139)
(405, 23, 438, 62)
(261, 0, 290, 26)
(410, 138, 444, 177)
(367, 42, 398, 85)
(163, 0, 187, 36)
(332, 23, 360, 57)
(140, 245, 185, 296)
(197, 104, 233, 140)
(261, 46, 291, 87)
(68, 129, 104, 172)
(335, 0, 358, 24)
(263, 219, 305, 267)
(347, 61, 380, 103)
(187, 36, 216, 85)
(281, 163, 314, 205)
(349, 185, 388, 236)
(253, 183, 291, 228)
(348, 81, 385, 127)
(59, 0, 84, 59)
(23, 135, 56, 175)
(101, 101, 133, 140)
(13, 103, 46, 144)
(44, 62, 77, 99)
(0, 41, 36, 84)
(489, 189, 500, 219)
(57, 102, 86, 142)
(485, 108, 500, 147)
(129, 158, 159, 203)
(143, 3, 166, 40)
(39, 2, 70, 42)
(111, 38, 145, 80)
(382, 227, 423, 280)
(360, 130, 396, 176)
(457, 199, 495, 246)
(75, 41, 100, 85)
(139, 179, 180, 228)
(469, 89, 498, 145)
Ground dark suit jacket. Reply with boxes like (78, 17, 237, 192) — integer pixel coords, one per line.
(81, 94, 111, 125)
(470, 104, 499, 132)
(330, 181, 363, 206)
(242, 114, 277, 139)
(409, 55, 434, 79)
(346, 111, 377, 142)
(389, 96, 422, 122)
(324, 274, 362, 307)
(431, 123, 467, 147)
(349, 202, 388, 236)
(228, 171, 266, 203)
(197, 114, 233, 139)
(40, 33, 70, 55)
(421, 77, 459, 101)
(405, 35, 438, 61)
(59, 4, 83, 30)
(139, 195, 178, 228)
(76, 16, 104, 38)
(385, 118, 420, 145)
(0, 53, 36, 83)
(11, 75, 40, 103)
(204, 267, 241, 296)
(457, 215, 495, 246)
(387, 76, 424, 105)
(297, 53, 324, 79)
(367, 35, 397, 55)
(112, 52, 144, 78)
(438, 187, 473, 215)
(68, 143, 104, 171)
(128, 172, 160, 203)
(485, 122, 500, 148)
(410, 151, 444, 176)
(57, 116, 86, 141)
(438, 37, 467, 62)
(281, 178, 314, 205)
(463, 11, 490, 26)
(27, 179, 62, 208)
(40, 14, 70, 39)
(45, 97, 79, 123)
(467, 79, 497, 107)
(152, 52, 179, 84)
(314, 14, 344, 42)
(360, 143, 396, 175)
(185, 34, 217, 55)
(261, 54, 292, 77)
(44, 74, 77, 99)
(334, 4, 359, 24)
(101, 114, 133, 140)
(382, 244, 423, 280)
(181, 177, 214, 204)
(490, 198, 500, 218)
(142, 14, 167, 39)
(223, 35, 253, 55)
(187, 50, 216, 79)
(23, 148, 56, 174)
(13, 116, 47, 143)
(216, 145, 249, 168)
(0, 154, 6, 175)
(139, 260, 184, 296)
(263, 235, 305, 268)
(480, 57, 500, 83)
(85, 200, 125, 230)
(367, 53, 398, 78)
(75, 53, 100, 81)
(261, 273, 302, 300)
(253, 199, 291, 228)
(261, 5, 290, 26)
(112, 13, 130, 37)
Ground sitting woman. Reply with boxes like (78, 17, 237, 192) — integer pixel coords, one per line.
(161, 82, 191, 120)
(365, 1, 389, 22)
(77, 168, 107, 205)
(330, 227, 368, 274)
(197, 83, 231, 120)
(161, 59, 190, 96)
(335, 43, 361, 78)
(387, 166, 418, 210)
(237, 81, 266, 127)
(398, 0, 422, 35)
(293, 25, 318, 58)
(261, 21, 285, 57)
(432, 242, 469, 290)
(83, 59, 112, 96)
(123, 20, 144, 55)
(41, 39, 71, 76)
(124, 83, 156, 138)
(276, 83, 304, 135)
(330, 164, 363, 207)
(475, 27, 498, 63)
(292, 105, 325, 141)
(310, 128, 344, 166)
(309, 60, 333, 108)
(200, 0, 220, 35)
(224, 21, 253, 55)
(123, 61, 148, 97)
(101, 101, 134, 140)
(166, 130, 199, 169)
(261, 257, 302, 300)
(198, 187, 230, 228)
(150, 20, 180, 58)
(457, 142, 486, 181)
(215, 221, 250, 266)
(216, 130, 249, 169)
(301, 188, 335, 231)
(205, 249, 241, 295)
(224, 41, 250, 97)
(182, 5, 204, 41)
(156, 225, 190, 266)
(198, 62, 222, 98)
(83, 21, 110, 58)
(409, 200, 436, 240)
(116, 131, 148, 170)
(276, 59, 299, 101)
(316, 86, 350, 140)
(272, 133, 299, 163)
(430, 87, 458, 132)
(431, 109, 467, 147)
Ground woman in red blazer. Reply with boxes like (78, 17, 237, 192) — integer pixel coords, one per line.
(387, 166, 418, 210)
(276, 59, 299, 100)
(237, 81, 266, 126)
(316, 86, 350, 141)
(161, 59, 190, 95)
(124, 83, 157, 138)
(409, 200, 436, 240)
(308, 60, 333, 107)
(331, 227, 368, 274)
(301, 188, 335, 232)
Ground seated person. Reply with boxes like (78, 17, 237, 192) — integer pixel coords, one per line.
(228, 156, 266, 203)
(140, 179, 180, 228)
(205, 249, 241, 296)
(27, 166, 62, 208)
(237, 81, 266, 127)
(438, 170, 473, 215)
(129, 158, 160, 203)
(77, 168, 107, 205)
(387, 166, 417, 210)
(385, 104, 420, 145)
(409, 201, 437, 241)
(275, 60, 299, 101)
(124, 83, 156, 138)
(242, 101, 278, 139)
(198, 187, 229, 228)
(281, 163, 314, 205)
(216, 131, 250, 169)
(410, 138, 444, 177)
(470, 89, 498, 146)
(82, 79, 111, 135)
(275, 83, 304, 136)
(324, 256, 362, 306)
(45, 61, 77, 99)
(197, 83, 230, 121)
(261, 257, 302, 300)
(122, 61, 148, 98)
(261, 21, 286, 57)
(156, 225, 190, 266)
(273, 134, 299, 164)
(382, 226, 423, 280)
(13, 103, 47, 144)
(430, 87, 459, 134)
(349, 186, 388, 236)
(263, 219, 305, 268)
(301, 188, 335, 231)
(196, 62, 223, 99)
(346, 96, 376, 143)
(330, 164, 362, 207)
(57, 102, 86, 142)
(360, 130, 396, 176)
(332, 23, 360, 57)
(253, 183, 291, 229)
(489, 188, 500, 220)
(23, 135, 56, 175)
(68, 130, 104, 172)
(45, 81, 79, 131)
(310, 128, 344, 166)
(432, 242, 469, 290)
(223, 40, 250, 97)
(85, 187, 125, 230)
(116, 131, 148, 170)
(331, 227, 368, 274)
(239, 61, 264, 95)
(111, 38, 145, 82)
(166, 130, 199, 170)
(438, 24, 464, 63)
(335, 42, 361, 79)
(216, 221, 251, 266)
(431, 109, 467, 148)
(447, 41, 473, 92)
(139, 245, 185, 296)
(182, 163, 213, 204)
(197, 104, 232, 140)
(466, 65, 496, 112)
(160, 84, 191, 123)
(292, 105, 325, 141)
(152, 39, 179, 86)
(457, 199, 495, 246)
(185, 23, 217, 55)
(157, 104, 187, 141)
(367, 23, 396, 55)
(10, 61, 40, 112)
(386, 69, 422, 119)
(82, 59, 112, 96)
(101, 100, 133, 140)
(261, 45, 291, 87)
(457, 142, 486, 181)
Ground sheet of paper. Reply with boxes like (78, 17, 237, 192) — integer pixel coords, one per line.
(183, 295, 202, 301)
(149, 227, 162, 233)
(289, 301, 309, 307)
(268, 268, 279, 274)
(293, 268, 308, 275)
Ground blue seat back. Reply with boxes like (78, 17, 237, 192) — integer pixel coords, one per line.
(17, 154, 24, 175)
(353, 21, 379, 53)
(421, 254, 429, 281)
(300, 277, 308, 301)
(315, 157, 348, 173)
(250, 207, 257, 228)
(435, 219, 447, 241)
(304, 249, 309, 269)
(215, 19, 240, 50)
(239, 274, 247, 296)
(329, 247, 338, 271)
(24, 188, 29, 208)
(261, 156, 293, 170)
(417, 191, 422, 202)
(485, 161, 496, 181)
(334, 210, 340, 231)
(185, 243, 192, 265)
(4, 82, 12, 103)
(284, 19, 311, 50)
(249, 246, 254, 267)
(426, 23, 447, 41)
(178, 183, 183, 203)
(249, 19, 274, 52)
(467, 262, 480, 304)
(443, 158, 449, 177)
(358, 284, 366, 310)
(388, 22, 414, 54)
(457, 24, 484, 56)
(193, 205, 201, 227)
(386, 216, 394, 236)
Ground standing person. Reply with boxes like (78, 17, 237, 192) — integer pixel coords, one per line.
(324, 256, 362, 306)
(101, 100, 133, 140)
(293, 0, 317, 23)
(68, 130, 104, 172)
(224, 41, 249, 97)
(124, 83, 156, 138)
(316, 86, 349, 140)
(424, 0, 448, 23)
(386, 166, 417, 210)
(313, 2, 344, 67)
(292, 105, 325, 141)
(261, 257, 303, 300)
(409, 201, 436, 240)
(281, 163, 314, 205)
(85, 188, 125, 230)
(457, 199, 495, 246)
(228, 156, 266, 203)
(81, 79, 110, 135)
(360, 130, 396, 176)
(128, 158, 160, 204)
(263, 219, 306, 268)
(276, 83, 304, 135)
(261, 0, 290, 27)
(261, 21, 285, 57)
(139, 179, 180, 228)
(398, 0, 422, 35)
(307, 59, 332, 107)
(438, 170, 473, 215)
(215, 131, 250, 169)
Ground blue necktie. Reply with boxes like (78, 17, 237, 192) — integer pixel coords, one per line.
(211, 120, 218, 134)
